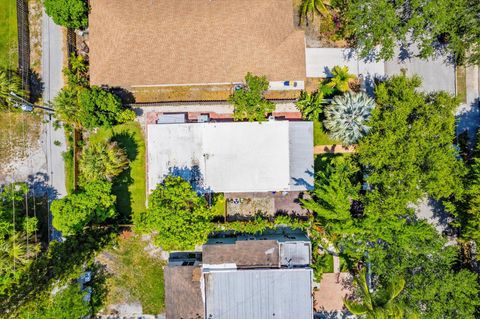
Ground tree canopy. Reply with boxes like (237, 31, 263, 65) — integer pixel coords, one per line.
(51, 181, 116, 235)
(43, 0, 89, 29)
(336, 0, 480, 65)
(358, 74, 465, 214)
(134, 176, 215, 251)
(228, 72, 275, 122)
(53, 85, 135, 129)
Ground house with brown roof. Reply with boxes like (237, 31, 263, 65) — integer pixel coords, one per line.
(88, 0, 306, 102)
(164, 229, 313, 319)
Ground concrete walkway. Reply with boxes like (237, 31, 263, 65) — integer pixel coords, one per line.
(456, 65, 480, 143)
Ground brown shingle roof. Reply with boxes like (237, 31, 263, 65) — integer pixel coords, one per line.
(164, 266, 204, 319)
(203, 240, 279, 268)
(89, 0, 306, 88)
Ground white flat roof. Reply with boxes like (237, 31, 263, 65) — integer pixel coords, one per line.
(147, 121, 313, 193)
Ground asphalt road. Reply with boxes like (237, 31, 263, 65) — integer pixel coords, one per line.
(42, 11, 66, 240)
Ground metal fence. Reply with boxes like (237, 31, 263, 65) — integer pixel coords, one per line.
(16, 0, 30, 94)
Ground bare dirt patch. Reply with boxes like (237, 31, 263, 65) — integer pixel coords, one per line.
(0, 112, 46, 183)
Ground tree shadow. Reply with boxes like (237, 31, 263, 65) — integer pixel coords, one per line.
(29, 69, 44, 103)
(110, 87, 136, 105)
(111, 131, 138, 223)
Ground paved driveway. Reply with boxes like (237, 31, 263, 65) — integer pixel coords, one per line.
(384, 47, 456, 94)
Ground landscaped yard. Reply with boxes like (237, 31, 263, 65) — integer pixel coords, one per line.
(89, 122, 146, 221)
(314, 120, 340, 146)
(0, 0, 18, 69)
(99, 234, 166, 315)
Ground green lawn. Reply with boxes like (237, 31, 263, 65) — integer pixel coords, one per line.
(313, 120, 340, 146)
(104, 235, 165, 314)
(0, 0, 18, 69)
(89, 122, 146, 222)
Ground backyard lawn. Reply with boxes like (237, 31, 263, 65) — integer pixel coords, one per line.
(0, 0, 18, 69)
(89, 122, 146, 221)
(313, 120, 340, 146)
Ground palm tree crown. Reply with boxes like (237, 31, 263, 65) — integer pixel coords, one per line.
(324, 91, 375, 145)
(344, 268, 417, 319)
(299, 0, 329, 26)
(0, 69, 26, 110)
(327, 65, 357, 93)
(79, 140, 129, 184)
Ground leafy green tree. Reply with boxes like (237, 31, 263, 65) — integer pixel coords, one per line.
(445, 130, 480, 259)
(79, 139, 129, 184)
(229, 72, 275, 122)
(43, 0, 88, 29)
(345, 269, 414, 319)
(326, 65, 356, 93)
(51, 181, 116, 235)
(359, 74, 465, 214)
(302, 155, 360, 237)
(53, 85, 135, 129)
(0, 69, 26, 110)
(298, 0, 329, 26)
(134, 176, 215, 251)
(296, 90, 325, 121)
(336, 0, 480, 65)
(365, 220, 480, 319)
(324, 91, 375, 145)
(77, 86, 125, 128)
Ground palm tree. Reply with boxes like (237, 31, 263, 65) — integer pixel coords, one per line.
(344, 268, 416, 319)
(79, 139, 129, 184)
(298, 0, 330, 26)
(295, 90, 326, 121)
(0, 68, 26, 110)
(323, 91, 375, 145)
(327, 65, 357, 93)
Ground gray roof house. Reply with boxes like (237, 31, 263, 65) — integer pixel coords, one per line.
(164, 229, 313, 319)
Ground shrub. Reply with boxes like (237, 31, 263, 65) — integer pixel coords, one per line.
(323, 91, 375, 145)
(228, 72, 275, 122)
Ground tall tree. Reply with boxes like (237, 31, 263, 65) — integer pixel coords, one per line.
(358, 74, 465, 214)
(43, 0, 88, 29)
(336, 0, 480, 65)
(0, 183, 39, 294)
(323, 91, 375, 145)
(134, 176, 215, 251)
(51, 181, 116, 235)
(302, 155, 360, 237)
(228, 72, 275, 122)
(53, 86, 136, 129)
